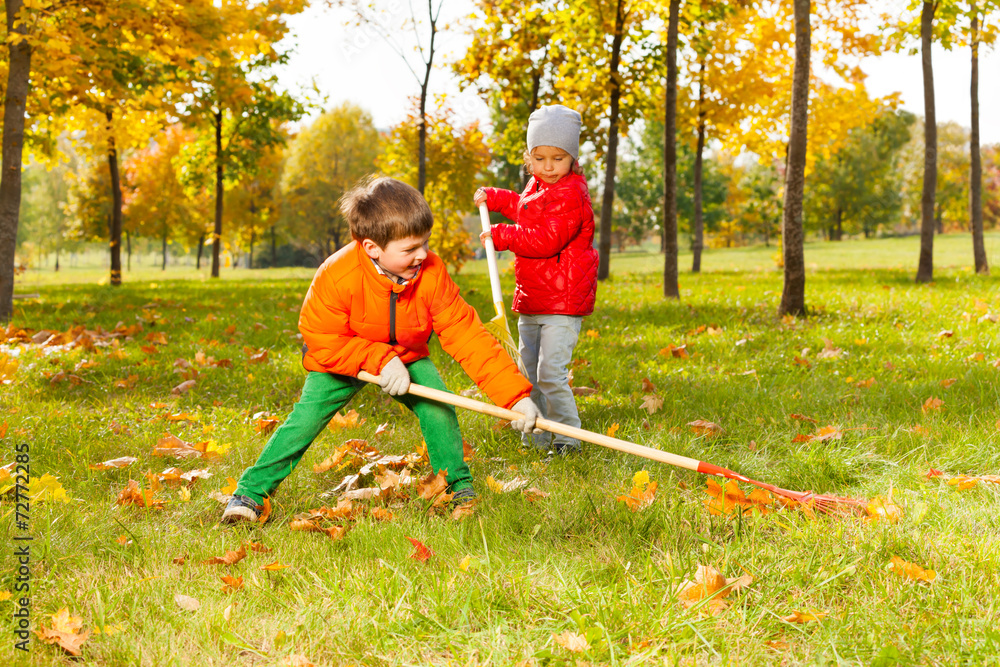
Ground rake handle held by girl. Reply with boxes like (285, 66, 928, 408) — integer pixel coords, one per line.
(478, 203, 505, 311)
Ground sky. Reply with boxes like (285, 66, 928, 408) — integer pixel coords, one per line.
(274, 2, 1000, 146)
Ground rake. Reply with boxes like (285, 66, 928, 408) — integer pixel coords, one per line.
(356, 371, 868, 515)
(478, 203, 527, 376)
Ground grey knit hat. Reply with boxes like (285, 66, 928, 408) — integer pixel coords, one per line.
(526, 105, 581, 160)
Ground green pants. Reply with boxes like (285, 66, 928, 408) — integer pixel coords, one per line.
(235, 358, 471, 504)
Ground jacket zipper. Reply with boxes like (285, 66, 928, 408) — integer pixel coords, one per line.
(388, 291, 398, 345)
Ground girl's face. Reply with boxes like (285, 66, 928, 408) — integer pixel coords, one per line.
(529, 146, 572, 184)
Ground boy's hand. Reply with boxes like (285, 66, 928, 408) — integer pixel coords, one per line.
(479, 230, 492, 245)
(473, 188, 487, 206)
(510, 397, 543, 434)
(378, 357, 410, 395)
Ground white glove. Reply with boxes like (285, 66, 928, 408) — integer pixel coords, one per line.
(510, 397, 543, 434)
(378, 357, 410, 396)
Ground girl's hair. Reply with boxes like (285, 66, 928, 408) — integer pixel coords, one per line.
(522, 148, 584, 179)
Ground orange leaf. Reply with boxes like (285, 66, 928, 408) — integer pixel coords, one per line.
(406, 536, 433, 562)
(220, 575, 244, 593)
(89, 456, 137, 471)
(203, 545, 247, 566)
(416, 469, 450, 502)
(688, 419, 722, 436)
(257, 497, 272, 524)
(867, 495, 904, 523)
(677, 565, 752, 615)
(553, 630, 590, 653)
(606, 422, 620, 437)
(924, 468, 943, 479)
(939, 378, 957, 389)
(812, 425, 843, 442)
(261, 560, 290, 571)
(922, 397, 944, 413)
(947, 475, 980, 490)
(889, 556, 937, 583)
(328, 409, 364, 431)
(781, 610, 827, 623)
(641, 377, 657, 392)
(35, 608, 89, 656)
(789, 413, 818, 423)
(245, 541, 272, 553)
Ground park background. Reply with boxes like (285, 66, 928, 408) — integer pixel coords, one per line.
(4, 0, 1000, 665)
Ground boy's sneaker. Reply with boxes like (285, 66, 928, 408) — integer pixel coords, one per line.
(222, 494, 259, 524)
(451, 487, 478, 508)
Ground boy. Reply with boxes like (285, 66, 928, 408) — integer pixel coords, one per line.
(223, 176, 541, 523)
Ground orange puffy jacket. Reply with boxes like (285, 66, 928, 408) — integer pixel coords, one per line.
(299, 241, 532, 410)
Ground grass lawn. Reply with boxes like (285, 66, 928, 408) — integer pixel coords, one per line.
(3, 234, 1000, 665)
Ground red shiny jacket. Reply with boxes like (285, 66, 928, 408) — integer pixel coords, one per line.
(483, 172, 598, 316)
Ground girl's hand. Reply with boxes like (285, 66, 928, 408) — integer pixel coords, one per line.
(479, 230, 492, 246)
(473, 188, 487, 206)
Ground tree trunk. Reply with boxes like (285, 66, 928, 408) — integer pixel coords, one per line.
(916, 1, 937, 283)
(691, 91, 706, 272)
(249, 228, 255, 269)
(55, 247, 60, 272)
(126, 230, 131, 270)
(662, 0, 680, 298)
(106, 112, 124, 287)
(161, 232, 167, 270)
(779, 0, 811, 317)
(417, 4, 438, 195)
(597, 0, 626, 282)
(0, 0, 30, 322)
(970, 4, 988, 274)
(211, 109, 224, 278)
(196, 233, 205, 269)
(835, 207, 842, 241)
(270, 224, 277, 267)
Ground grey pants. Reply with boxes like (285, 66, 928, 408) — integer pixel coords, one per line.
(517, 313, 583, 449)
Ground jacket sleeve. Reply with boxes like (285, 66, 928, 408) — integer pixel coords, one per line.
(428, 267, 532, 409)
(298, 264, 396, 377)
(490, 188, 584, 258)
(483, 187, 521, 223)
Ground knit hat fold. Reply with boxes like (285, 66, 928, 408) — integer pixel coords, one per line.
(526, 105, 581, 160)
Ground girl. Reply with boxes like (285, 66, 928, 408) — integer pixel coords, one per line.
(474, 104, 598, 454)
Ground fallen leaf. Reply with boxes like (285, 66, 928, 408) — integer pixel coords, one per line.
(523, 487, 550, 502)
(116, 479, 163, 509)
(257, 560, 288, 572)
(257, 497, 272, 524)
(172, 554, 187, 565)
(703, 479, 772, 516)
(370, 507, 394, 522)
(855, 377, 877, 388)
(641, 377, 657, 392)
(416, 469, 450, 502)
(571, 386, 599, 396)
(889, 556, 937, 583)
(924, 468, 944, 479)
(283, 655, 315, 667)
(553, 630, 590, 653)
(617, 470, 658, 511)
(203, 545, 247, 566)
(639, 394, 663, 415)
(789, 413, 818, 423)
(256, 418, 279, 435)
(245, 541, 272, 553)
(116, 534, 129, 546)
(486, 476, 530, 493)
(940, 378, 957, 389)
(867, 494, 904, 523)
(781, 610, 827, 623)
(35, 608, 90, 656)
(606, 422, 620, 437)
(947, 475, 980, 490)
(406, 536, 433, 562)
(922, 397, 944, 413)
(688, 419, 722, 436)
(220, 575, 244, 593)
(677, 564, 753, 615)
(89, 456, 138, 471)
(171, 379, 196, 395)
(328, 409, 364, 431)
(174, 595, 200, 612)
(221, 477, 238, 495)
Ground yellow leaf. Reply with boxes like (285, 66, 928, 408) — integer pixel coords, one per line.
(606, 422, 620, 437)
(888, 556, 937, 583)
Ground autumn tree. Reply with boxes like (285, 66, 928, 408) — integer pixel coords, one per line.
(279, 103, 379, 261)
(379, 102, 491, 273)
(335, 0, 457, 194)
(454, 0, 566, 190)
(779, 0, 810, 316)
(226, 142, 285, 269)
(181, 0, 307, 278)
(123, 125, 206, 269)
(662, 0, 680, 298)
(967, 0, 998, 273)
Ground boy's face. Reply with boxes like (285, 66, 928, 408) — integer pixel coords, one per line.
(362, 232, 431, 281)
(529, 145, 572, 184)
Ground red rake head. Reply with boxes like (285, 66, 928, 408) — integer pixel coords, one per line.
(697, 461, 868, 516)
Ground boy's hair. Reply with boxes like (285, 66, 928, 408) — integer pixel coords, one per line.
(522, 149, 585, 178)
(340, 176, 433, 249)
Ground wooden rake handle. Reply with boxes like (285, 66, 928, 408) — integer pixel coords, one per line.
(357, 371, 705, 474)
